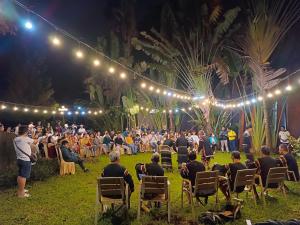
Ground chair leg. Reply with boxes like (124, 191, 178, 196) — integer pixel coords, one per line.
(252, 188, 257, 206)
(191, 195, 195, 221)
(137, 195, 141, 220)
(181, 184, 184, 208)
(281, 182, 287, 198)
(168, 200, 171, 223)
(95, 187, 99, 225)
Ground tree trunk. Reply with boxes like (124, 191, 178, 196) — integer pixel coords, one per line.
(263, 99, 272, 147)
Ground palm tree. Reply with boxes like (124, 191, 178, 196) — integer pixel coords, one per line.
(239, 0, 300, 147)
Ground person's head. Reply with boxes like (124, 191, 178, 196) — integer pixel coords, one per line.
(80, 124, 83, 128)
(280, 126, 286, 131)
(279, 144, 289, 155)
(222, 127, 225, 131)
(261, 146, 271, 156)
(109, 151, 120, 163)
(61, 140, 69, 148)
(198, 130, 205, 137)
(211, 133, 215, 137)
(151, 152, 160, 163)
(18, 125, 28, 136)
(188, 151, 197, 161)
(231, 151, 241, 162)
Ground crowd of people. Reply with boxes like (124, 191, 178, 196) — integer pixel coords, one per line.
(3, 120, 296, 205)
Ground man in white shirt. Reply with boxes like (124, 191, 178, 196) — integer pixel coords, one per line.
(278, 126, 290, 145)
(78, 124, 86, 134)
(13, 125, 36, 198)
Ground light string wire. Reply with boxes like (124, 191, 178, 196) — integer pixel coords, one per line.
(12, 0, 190, 98)
(10, 0, 300, 109)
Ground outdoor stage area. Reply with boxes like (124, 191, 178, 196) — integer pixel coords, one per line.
(0, 152, 299, 225)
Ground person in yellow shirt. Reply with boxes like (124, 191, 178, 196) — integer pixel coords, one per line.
(125, 133, 136, 154)
(227, 128, 237, 151)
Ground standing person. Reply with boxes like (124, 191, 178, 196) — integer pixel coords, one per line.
(149, 131, 158, 152)
(77, 124, 86, 135)
(227, 128, 237, 152)
(219, 127, 229, 152)
(176, 132, 189, 149)
(278, 126, 290, 145)
(198, 130, 214, 169)
(209, 133, 218, 153)
(242, 126, 252, 154)
(13, 125, 36, 198)
(191, 131, 200, 150)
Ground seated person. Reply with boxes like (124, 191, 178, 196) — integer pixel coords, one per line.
(163, 134, 176, 151)
(61, 140, 89, 172)
(102, 151, 134, 197)
(245, 153, 257, 169)
(255, 146, 281, 188)
(180, 151, 205, 187)
(219, 151, 247, 201)
(114, 133, 130, 154)
(279, 144, 299, 181)
(135, 153, 164, 209)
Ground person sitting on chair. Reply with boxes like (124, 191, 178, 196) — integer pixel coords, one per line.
(255, 146, 281, 188)
(180, 151, 205, 187)
(61, 140, 89, 172)
(102, 151, 134, 195)
(219, 151, 247, 202)
(279, 144, 299, 181)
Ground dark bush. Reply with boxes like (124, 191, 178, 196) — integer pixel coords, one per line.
(0, 158, 59, 189)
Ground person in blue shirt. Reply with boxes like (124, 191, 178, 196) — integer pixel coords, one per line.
(61, 140, 89, 172)
(209, 133, 218, 152)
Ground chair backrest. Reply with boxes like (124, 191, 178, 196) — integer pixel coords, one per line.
(55, 146, 61, 165)
(159, 145, 171, 152)
(161, 150, 172, 168)
(233, 168, 257, 192)
(141, 176, 168, 199)
(97, 177, 125, 201)
(266, 167, 288, 186)
(177, 146, 188, 165)
(194, 171, 218, 195)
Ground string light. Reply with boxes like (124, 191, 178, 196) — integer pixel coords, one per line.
(24, 108, 29, 112)
(149, 86, 154, 91)
(1, 105, 7, 110)
(24, 20, 33, 30)
(93, 59, 100, 66)
(34, 109, 38, 113)
(274, 89, 281, 95)
(52, 111, 56, 114)
(67, 111, 72, 115)
(156, 89, 160, 94)
(13, 106, 18, 111)
(141, 82, 146, 88)
(75, 50, 83, 58)
(286, 85, 292, 91)
(163, 91, 167, 95)
(267, 93, 273, 98)
(108, 67, 115, 74)
(51, 36, 61, 46)
(120, 72, 126, 79)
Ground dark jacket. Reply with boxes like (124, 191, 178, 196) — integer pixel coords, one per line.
(284, 153, 300, 181)
(228, 162, 247, 192)
(180, 160, 205, 186)
(257, 156, 280, 187)
(102, 163, 134, 192)
(146, 162, 164, 176)
(61, 146, 78, 162)
(176, 136, 189, 148)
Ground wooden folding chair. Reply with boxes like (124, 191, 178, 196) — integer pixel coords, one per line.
(181, 171, 219, 220)
(55, 147, 75, 176)
(160, 146, 173, 171)
(95, 177, 129, 225)
(177, 146, 188, 169)
(137, 176, 171, 223)
(230, 168, 260, 205)
(264, 167, 288, 200)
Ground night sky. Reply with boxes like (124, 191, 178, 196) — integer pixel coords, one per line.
(0, 0, 299, 105)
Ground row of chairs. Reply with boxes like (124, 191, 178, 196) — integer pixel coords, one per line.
(94, 167, 289, 223)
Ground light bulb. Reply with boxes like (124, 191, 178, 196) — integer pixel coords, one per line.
(120, 72, 126, 79)
(13, 107, 18, 111)
(274, 89, 281, 95)
(24, 108, 29, 112)
(52, 37, 61, 46)
(156, 89, 160, 93)
(149, 86, 154, 91)
(93, 59, 100, 66)
(285, 85, 292, 91)
(108, 67, 115, 74)
(24, 21, 33, 30)
(141, 83, 146, 88)
(76, 50, 83, 58)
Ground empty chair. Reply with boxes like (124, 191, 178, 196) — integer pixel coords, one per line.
(264, 167, 288, 200)
(181, 171, 219, 219)
(95, 177, 129, 224)
(177, 146, 188, 169)
(55, 147, 75, 176)
(137, 176, 171, 223)
(160, 146, 172, 171)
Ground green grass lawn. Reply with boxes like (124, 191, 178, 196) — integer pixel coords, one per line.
(0, 152, 300, 225)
